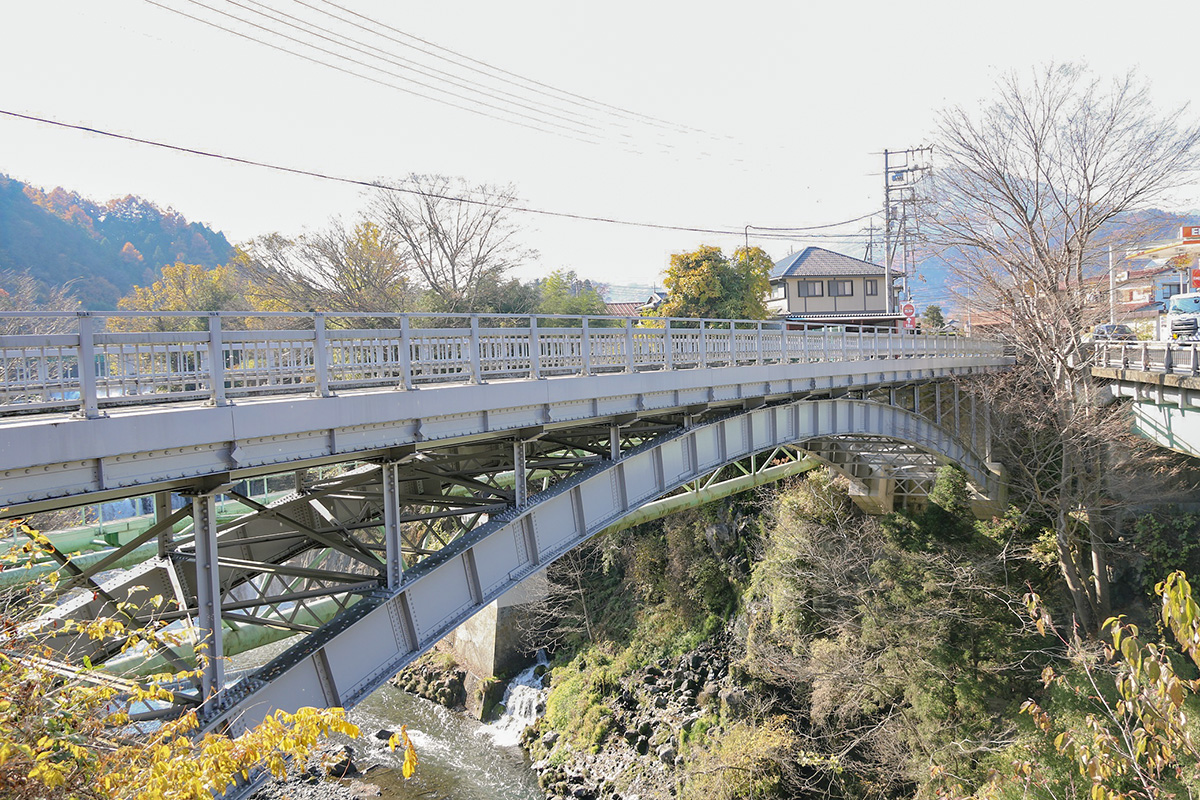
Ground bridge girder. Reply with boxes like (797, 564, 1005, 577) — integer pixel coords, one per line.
(23, 394, 998, 733)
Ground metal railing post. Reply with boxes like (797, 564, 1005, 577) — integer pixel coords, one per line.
(207, 313, 228, 406)
(74, 313, 104, 419)
(730, 320, 737, 365)
(581, 317, 592, 375)
(398, 315, 414, 390)
(469, 315, 483, 384)
(803, 324, 810, 362)
(312, 313, 332, 397)
(699, 321, 708, 367)
(756, 321, 764, 364)
(624, 318, 636, 373)
(663, 318, 673, 370)
(529, 316, 542, 379)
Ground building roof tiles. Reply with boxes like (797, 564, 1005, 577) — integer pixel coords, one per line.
(771, 246, 887, 279)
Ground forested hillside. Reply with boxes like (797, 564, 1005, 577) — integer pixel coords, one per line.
(0, 174, 233, 308)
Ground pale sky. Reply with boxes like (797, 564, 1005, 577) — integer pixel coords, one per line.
(3, 0, 1199, 299)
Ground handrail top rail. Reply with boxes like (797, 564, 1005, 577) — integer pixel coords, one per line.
(0, 309, 923, 330)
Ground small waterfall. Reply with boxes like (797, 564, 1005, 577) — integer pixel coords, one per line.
(485, 653, 550, 748)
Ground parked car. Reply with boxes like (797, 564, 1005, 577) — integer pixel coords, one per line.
(1089, 323, 1137, 342)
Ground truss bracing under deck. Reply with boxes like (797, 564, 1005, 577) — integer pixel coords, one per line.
(24, 384, 1001, 729)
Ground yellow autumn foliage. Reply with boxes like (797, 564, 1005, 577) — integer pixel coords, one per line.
(0, 518, 416, 799)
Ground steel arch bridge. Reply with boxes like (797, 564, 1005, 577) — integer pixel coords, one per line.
(0, 311, 1009, 740)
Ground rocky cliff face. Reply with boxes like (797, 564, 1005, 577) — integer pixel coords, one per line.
(522, 640, 735, 800)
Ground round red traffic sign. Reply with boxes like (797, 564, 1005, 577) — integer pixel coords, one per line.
(902, 302, 916, 318)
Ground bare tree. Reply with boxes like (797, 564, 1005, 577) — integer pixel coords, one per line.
(237, 219, 417, 319)
(0, 271, 81, 333)
(928, 63, 1200, 630)
(372, 175, 534, 313)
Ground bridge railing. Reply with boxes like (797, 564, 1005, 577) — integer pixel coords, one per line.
(1093, 341, 1200, 376)
(0, 311, 1005, 417)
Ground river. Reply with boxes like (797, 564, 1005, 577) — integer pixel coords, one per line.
(232, 639, 544, 799)
(340, 667, 545, 799)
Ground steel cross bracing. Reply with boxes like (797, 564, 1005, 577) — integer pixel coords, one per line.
(24, 380, 1001, 729)
(1, 311, 1010, 738)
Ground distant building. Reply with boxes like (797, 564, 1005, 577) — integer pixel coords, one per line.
(604, 290, 669, 318)
(643, 290, 669, 312)
(604, 302, 643, 317)
(1080, 263, 1187, 322)
(767, 247, 904, 329)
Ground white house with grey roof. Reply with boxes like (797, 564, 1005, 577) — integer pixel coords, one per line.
(767, 246, 904, 328)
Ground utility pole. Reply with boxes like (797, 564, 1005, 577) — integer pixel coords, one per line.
(883, 146, 934, 315)
(1108, 246, 1115, 325)
(882, 150, 891, 315)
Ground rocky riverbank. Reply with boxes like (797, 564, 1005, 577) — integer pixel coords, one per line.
(253, 742, 386, 800)
(521, 640, 735, 800)
(388, 649, 509, 720)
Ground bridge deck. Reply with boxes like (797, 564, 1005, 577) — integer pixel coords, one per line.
(3, 312, 1012, 758)
(0, 312, 1009, 515)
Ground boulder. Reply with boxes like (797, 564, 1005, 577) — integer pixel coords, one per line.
(324, 745, 356, 778)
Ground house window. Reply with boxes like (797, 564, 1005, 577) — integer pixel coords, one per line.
(797, 280, 823, 297)
(828, 280, 853, 297)
(865, 279, 878, 296)
(769, 281, 787, 300)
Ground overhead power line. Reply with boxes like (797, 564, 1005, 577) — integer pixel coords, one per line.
(0, 108, 875, 243)
(211, 0, 629, 143)
(142, 0, 603, 145)
(308, 0, 714, 140)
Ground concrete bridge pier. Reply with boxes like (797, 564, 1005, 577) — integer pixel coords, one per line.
(849, 476, 896, 515)
(451, 571, 547, 680)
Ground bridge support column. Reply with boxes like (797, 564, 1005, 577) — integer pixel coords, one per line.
(452, 571, 546, 680)
(971, 462, 1009, 520)
(514, 440, 527, 507)
(848, 476, 896, 515)
(189, 491, 224, 699)
(382, 461, 403, 589)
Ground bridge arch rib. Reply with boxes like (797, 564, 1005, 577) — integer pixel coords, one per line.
(199, 396, 1001, 732)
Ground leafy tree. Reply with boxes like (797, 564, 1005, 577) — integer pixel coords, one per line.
(114, 262, 247, 331)
(941, 571, 1200, 800)
(657, 245, 770, 320)
(743, 470, 1038, 795)
(922, 304, 945, 332)
(921, 465, 974, 542)
(0, 520, 418, 799)
(926, 63, 1200, 631)
(372, 175, 534, 314)
(536, 270, 607, 318)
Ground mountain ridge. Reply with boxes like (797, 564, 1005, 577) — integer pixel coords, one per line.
(0, 174, 234, 309)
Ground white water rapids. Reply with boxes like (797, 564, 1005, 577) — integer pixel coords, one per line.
(484, 654, 550, 748)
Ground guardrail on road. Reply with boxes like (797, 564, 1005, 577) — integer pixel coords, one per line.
(1093, 340, 1200, 376)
